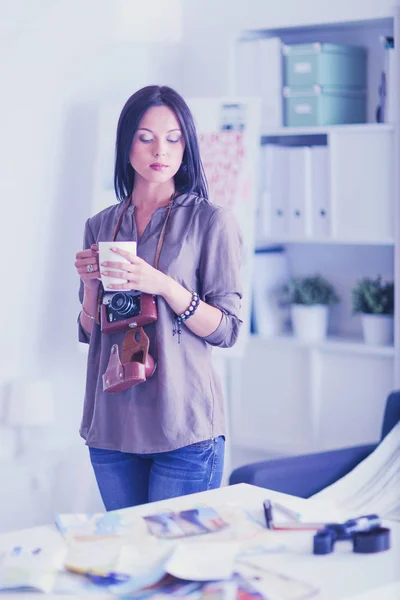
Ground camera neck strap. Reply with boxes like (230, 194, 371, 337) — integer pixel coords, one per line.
(110, 194, 174, 268)
(96, 194, 174, 324)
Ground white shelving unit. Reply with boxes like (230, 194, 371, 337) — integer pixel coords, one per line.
(257, 124, 395, 245)
(230, 9, 400, 457)
(260, 123, 394, 136)
(256, 237, 395, 246)
(256, 332, 395, 358)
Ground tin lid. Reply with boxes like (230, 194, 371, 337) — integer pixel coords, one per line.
(282, 43, 367, 57)
(283, 85, 366, 98)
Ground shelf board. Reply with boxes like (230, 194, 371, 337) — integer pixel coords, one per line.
(255, 237, 395, 247)
(261, 123, 394, 141)
(252, 333, 395, 357)
(242, 16, 394, 40)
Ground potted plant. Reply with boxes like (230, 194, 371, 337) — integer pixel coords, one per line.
(352, 276, 394, 345)
(281, 274, 339, 342)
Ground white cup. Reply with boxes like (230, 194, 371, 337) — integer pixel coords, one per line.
(98, 241, 137, 291)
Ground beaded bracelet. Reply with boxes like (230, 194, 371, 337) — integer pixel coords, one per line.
(173, 291, 200, 343)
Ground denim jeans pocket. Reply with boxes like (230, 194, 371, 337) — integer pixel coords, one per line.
(188, 439, 214, 449)
(88, 446, 122, 461)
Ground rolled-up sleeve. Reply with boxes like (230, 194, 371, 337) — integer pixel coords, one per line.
(199, 208, 243, 348)
(78, 219, 95, 344)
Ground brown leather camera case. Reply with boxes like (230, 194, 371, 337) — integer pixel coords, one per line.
(102, 326, 156, 393)
(100, 293, 157, 334)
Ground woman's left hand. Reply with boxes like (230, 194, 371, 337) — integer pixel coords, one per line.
(100, 247, 168, 296)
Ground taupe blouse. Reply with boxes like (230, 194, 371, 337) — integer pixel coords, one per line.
(78, 193, 243, 453)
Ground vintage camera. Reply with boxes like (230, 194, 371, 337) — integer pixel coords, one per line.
(105, 291, 141, 322)
(100, 291, 158, 334)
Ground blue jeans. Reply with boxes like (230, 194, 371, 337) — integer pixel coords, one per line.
(89, 437, 225, 511)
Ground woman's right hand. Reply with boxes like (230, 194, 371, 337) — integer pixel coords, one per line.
(75, 244, 100, 290)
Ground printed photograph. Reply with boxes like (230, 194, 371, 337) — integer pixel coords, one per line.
(143, 513, 185, 539)
(143, 507, 228, 539)
(179, 507, 228, 533)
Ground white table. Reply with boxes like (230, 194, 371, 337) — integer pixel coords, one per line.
(0, 483, 399, 599)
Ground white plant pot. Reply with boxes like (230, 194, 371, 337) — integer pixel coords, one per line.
(291, 304, 329, 342)
(361, 314, 394, 346)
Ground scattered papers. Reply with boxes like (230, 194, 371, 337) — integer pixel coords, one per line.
(64, 538, 171, 578)
(236, 560, 319, 600)
(55, 504, 286, 597)
(0, 545, 67, 593)
(111, 571, 313, 600)
(55, 510, 147, 543)
(56, 503, 283, 556)
(143, 507, 228, 539)
(56, 505, 228, 544)
(200, 580, 238, 599)
(194, 504, 284, 552)
(52, 501, 320, 598)
(312, 421, 400, 521)
(266, 496, 341, 526)
(165, 541, 240, 581)
(112, 574, 204, 598)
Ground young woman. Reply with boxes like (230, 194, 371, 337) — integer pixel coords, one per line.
(74, 85, 243, 510)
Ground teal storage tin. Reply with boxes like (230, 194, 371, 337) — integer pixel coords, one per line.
(283, 85, 367, 127)
(283, 43, 367, 88)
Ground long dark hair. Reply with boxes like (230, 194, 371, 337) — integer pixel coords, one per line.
(114, 85, 208, 201)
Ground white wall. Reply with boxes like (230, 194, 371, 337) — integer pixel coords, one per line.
(0, 0, 184, 365)
(0, 0, 184, 530)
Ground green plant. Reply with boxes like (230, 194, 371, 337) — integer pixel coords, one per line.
(281, 274, 340, 306)
(352, 276, 394, 315)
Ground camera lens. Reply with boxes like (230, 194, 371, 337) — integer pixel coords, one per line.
(110, 292, 140, 318)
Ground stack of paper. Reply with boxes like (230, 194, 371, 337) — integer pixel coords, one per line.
(311, 421, 400, 521)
